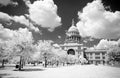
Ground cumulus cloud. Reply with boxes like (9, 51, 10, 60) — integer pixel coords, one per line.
(58, 35, 61, 39)
(0, 12, 12, 22)
(0, 0, 61, 32)
(23, 0, 31, 7)
(77, 0, 120, 39)
(28, 0, 61, 32)
(0, 12, 40, 32)
(53, 43, 60, 48)
(117, 39, 120, 46)
(12, 28, 34, 44)
(0, 0, 18, 6)
(95, 39, 118, 49)
(0, 24, 14, 40)
(0, 24, 33, 43)
(13, 15, 39, 32)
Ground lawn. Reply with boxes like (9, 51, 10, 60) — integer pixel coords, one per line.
(0, 64, 120, 78)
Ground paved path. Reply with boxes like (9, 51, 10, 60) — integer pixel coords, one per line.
(0, 65, 120, 78)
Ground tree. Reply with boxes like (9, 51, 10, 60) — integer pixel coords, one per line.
(0, 41, 12, 67)
(36, 40, 54, 67)
(6, 28, 36, 70)
(0, 42, 7, 67)
(13, 41, 37, 70)
(66, 55, 78, 65)
(107, 46, 120, 64)
(52, 47, 67, 66)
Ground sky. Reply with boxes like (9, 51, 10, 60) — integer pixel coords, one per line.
(0, 0, 120, 47)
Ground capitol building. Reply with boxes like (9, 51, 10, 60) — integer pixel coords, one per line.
(59, 20, 107, 64)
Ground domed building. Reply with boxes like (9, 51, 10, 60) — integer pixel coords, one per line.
(59, 19, 107, 64)
(65, 20, 81, 43)
(60, 19, 84, 57)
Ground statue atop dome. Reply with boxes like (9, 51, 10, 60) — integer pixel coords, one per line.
(72, 18, 75, 26)
(68, 19, 79, 32)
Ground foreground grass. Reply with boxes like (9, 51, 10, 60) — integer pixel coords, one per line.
(0, 64, 120, 78)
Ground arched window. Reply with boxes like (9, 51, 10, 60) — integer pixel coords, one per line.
(67, 49, 75, 55)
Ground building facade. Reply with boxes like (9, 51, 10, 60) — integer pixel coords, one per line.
(60, 20, 83, 58)
(60, 20, 107, 64)
(85, 49, 107, 64)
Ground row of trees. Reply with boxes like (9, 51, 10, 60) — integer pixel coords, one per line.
(0, 37, 86, 70)
(0, 35, 36, 70)
(1, 35, 120, 69)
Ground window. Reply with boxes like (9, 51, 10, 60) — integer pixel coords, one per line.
(102, 57, 105, 59)
(95, 57, 100, 59)
(87, 56, 89, 59)
(96, 61, 100, 64)
(90, 57, 92, 59)
(95, 53, 100, 55)
(102, 53, 105, 55)
(90, 53, 92, 56)
(90, 61, 93, 64)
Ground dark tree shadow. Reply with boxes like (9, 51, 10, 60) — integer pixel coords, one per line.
(0, 73, 22, 78)
(0, 73, 10, 78)
(7, 77, 20, 78)
(13, 68, 45, 72)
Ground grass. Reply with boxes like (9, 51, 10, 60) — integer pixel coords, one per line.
(0, 64, 120, 78)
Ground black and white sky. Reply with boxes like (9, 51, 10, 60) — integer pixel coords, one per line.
(0, 0, 120, 47)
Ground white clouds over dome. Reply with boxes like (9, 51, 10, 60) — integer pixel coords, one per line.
(77, 0, 120, 39)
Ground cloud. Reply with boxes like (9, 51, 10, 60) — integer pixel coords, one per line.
(0, 0, 61, 32)
(12, 28, 34, 44)
(95, 39, 118, 49)
(0, 0, 18, 6)
(0, 12, 12, 22)
(13, 15, 39, 32)
(28, 0, 61, 32)
(0, 24, 33, 43)
(53, 43, 60, 48)
(117, 39, 120, 46)
(0, 24, 14, 40)
(23, 0, 31, 7)
(77, 0, 120, 39)
(58, 35, 61, 39)
(0, 12, 40, 32)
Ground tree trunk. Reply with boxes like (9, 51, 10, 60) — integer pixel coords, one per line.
(34, 61, 36, 66)
(45, 57, 47, 68)
(2, 59, 5, 67)
(63, 62, 65, 66)
(56, 61, 59, 67)
(19, 56, 22, 70)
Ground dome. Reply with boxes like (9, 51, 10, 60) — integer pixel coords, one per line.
(68, 25, 79, 32)
(65, 19, 81, 43)
(68, 19, 79, 32)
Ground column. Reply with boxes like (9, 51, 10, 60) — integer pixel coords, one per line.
(93, 53, 96, 64)
(100, 53, 103, 64)
(100, 53, 102, 60)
